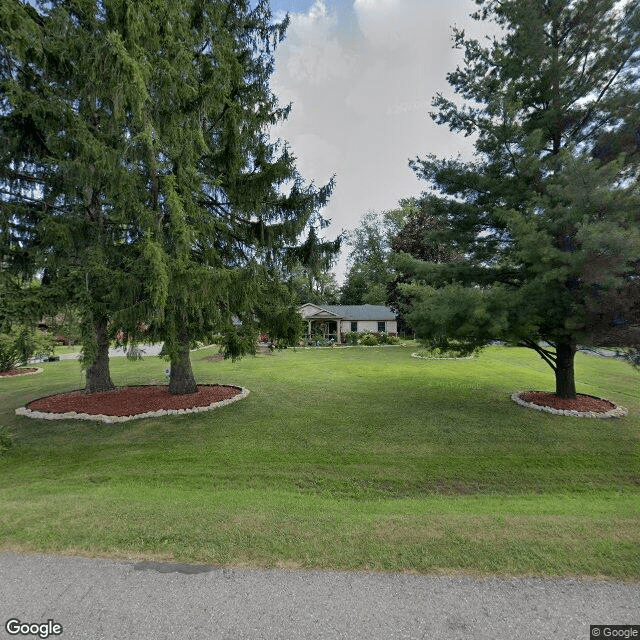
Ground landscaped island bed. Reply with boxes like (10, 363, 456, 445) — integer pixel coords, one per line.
(1, 345, 638, 578)
(0, 368, 41, 378)
(21, 384, 246, 420)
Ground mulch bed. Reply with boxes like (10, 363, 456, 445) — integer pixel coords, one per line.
(0, 368, 39, 377)
(25, 385, 244, 417)
(520, 391, 615, 413)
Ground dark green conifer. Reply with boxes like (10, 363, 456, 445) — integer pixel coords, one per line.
(400, 0, 640, 397)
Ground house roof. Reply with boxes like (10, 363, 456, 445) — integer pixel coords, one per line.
(300, 304, 396, 321)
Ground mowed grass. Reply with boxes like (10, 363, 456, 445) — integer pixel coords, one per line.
(1, 345, 638, 578)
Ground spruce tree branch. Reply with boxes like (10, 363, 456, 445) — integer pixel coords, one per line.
(520, 338, 557, 371)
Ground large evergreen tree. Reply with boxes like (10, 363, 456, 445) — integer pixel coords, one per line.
(128, 0, 333, 394)
(399, 0, 640, 397)
(2, 0, 334, 395)
(1, 0, 167, 393)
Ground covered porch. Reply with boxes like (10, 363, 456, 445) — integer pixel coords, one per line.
(303, 309, 343, 344)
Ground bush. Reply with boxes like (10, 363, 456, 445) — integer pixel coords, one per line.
(359, 332, 378, 346)
(376, 332, 400, 345)
(343, 331, 359, 346)
(0, 334, 19, 372)
(0, 326, 54, 372)
(0, 426, 14, 456)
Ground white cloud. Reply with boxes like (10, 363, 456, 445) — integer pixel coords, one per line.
(271, 0, 480, 281)
(284, 1, 355, 84)
(289, 133, 343, 183)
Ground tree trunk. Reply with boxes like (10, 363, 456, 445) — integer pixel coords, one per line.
(84, 316, 115, 394)
(168, 334, 197, 395)
(555, 339, 576, 398)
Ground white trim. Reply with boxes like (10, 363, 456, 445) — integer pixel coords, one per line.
(15, 386, 250, 423)
(511, 391, 627, 418)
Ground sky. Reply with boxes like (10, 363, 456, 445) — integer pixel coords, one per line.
(267, 0, 483, 281)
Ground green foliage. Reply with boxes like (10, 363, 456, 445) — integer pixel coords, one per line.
(284, 223, 341, 304)
(41, 306, 83, 346)
(0, 335, 18, 373)
(359, 332, 378, 346)
(0, 326, 53, 372)
(376, 332, 400, 345)
(343, 331, 359, 346)
(401, 0, 640, 393)
(340, 211, 394, 305)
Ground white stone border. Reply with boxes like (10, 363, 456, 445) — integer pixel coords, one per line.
(411, 352, 474, 361)
(511, 391, 628, 418)
(0, 367, 44, 379)
(15, 385, 250, 423)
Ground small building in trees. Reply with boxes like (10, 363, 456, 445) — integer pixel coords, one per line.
(299, 303, 397, 343)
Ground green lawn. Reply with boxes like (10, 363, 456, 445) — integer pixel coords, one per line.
(51, 344, 82, 356)
(1, 345, 638, 577)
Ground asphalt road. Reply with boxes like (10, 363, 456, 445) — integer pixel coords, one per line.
(1, 552, 638, 640)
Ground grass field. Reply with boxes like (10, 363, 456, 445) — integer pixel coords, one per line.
(1, 344, 638, 578)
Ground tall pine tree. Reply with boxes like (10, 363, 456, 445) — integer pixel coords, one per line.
(114, 0, 334, 394)
(2, 0, 334, 395)
(1, 0, 168, 392)
(400, 0, 640, 397)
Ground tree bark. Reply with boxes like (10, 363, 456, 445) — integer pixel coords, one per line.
(555, 339, 577, 398)
(168, 333, 197, 395)
(84, 316, 115, 394)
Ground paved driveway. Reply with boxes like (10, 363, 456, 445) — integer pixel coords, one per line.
(54, 343, 165, 361)
(1, 552, 638, 640)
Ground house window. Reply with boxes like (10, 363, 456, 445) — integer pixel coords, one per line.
(350, 321, 357, 332)
(378, 321, 386, 333)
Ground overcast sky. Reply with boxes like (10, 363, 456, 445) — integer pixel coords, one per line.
(267, 0, 483, 281)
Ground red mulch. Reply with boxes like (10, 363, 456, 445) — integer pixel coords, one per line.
(520, 391, 615, 413)
(26, 385, 242, 417)
(0, 368, 38, 377)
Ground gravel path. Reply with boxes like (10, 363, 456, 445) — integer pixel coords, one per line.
(1, 552, 637, 640)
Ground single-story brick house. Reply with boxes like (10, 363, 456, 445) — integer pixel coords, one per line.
(299, 303, 397, 344)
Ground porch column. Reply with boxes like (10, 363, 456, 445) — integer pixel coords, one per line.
(336, 319, 342, 344)
(308, 320, 311, 339)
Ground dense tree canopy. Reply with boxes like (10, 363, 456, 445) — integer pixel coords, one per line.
(398, 0, 640, 397)
(340, 211, 393, 305)
(1, 0, 334, 394)
(282, 218, 341, 305)
(386, 197, 461, 334)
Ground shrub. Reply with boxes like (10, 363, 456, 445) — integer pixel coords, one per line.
(376, 332, 400, 345)
(0, 326, 54, 372)
(359, 332, 378, 346)
(343, 331, 359, 346)
(0, 334, 19, 372)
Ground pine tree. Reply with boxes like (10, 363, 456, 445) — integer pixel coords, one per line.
(1, 0, 168, 392)
(119, 0, 334, 394)
(400, 0, 640, 398)
(2, 0, 334, 396)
